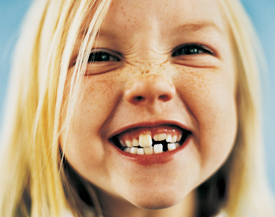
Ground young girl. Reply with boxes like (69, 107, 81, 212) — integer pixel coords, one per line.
(0, 0, 274, 216)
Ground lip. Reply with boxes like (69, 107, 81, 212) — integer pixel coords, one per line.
(107, 120, 192, 166)
(107, 120, 192, 139)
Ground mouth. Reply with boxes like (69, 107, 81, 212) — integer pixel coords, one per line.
(109, 125, 192, 155)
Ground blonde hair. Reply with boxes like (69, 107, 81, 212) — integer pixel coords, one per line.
(196, 1, 275, 216)
(0, 0, 274, 216)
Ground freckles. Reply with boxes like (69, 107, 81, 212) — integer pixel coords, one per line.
(83, 75, 117, 100)
(74, 81, 113, 124)
(123, 63, 176, 78)
(108, 1, 139, 31)
(171, 68, 236, 170)
(173, 66, 231, 100)
(173, 66, 236, 130)
(173, 67, 214, 98)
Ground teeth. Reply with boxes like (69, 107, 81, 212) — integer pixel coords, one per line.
(130, 147, 137, 154)
(125, 140, 133, 147)
(120, 132, 184, 154)
(154, 144, 163, 154)
(120, 140, 126, 147)
(172, 135, 177, 143)
(137, 148, 144, 155)
(168, 143, 181, 151)
(153, 134, 166, 141)
(139, 134, 153, 147)
(124, 147, 131, 153)
(132, 138, 139, 147)
(168, 143, 177, 151)
(166, 134, 172, 142)
(144, 146, 153, 155)
(177, 134, 182, 142)
(124, 143, 181, 154)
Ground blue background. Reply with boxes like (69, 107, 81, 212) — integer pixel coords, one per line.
(0, 0, 274, 193)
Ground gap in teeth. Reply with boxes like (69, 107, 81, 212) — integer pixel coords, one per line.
(123, 143, 181, 155)
(113, 126, 189, 154)
(120, 133, 182, 148)
(119, 132, 184, 154)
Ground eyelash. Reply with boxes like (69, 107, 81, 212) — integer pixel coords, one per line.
(88, 51, 121, 62)
(171, 43, 214, 57)
(87, 43, 214, 63)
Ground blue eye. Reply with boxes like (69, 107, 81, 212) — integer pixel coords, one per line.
(88, 51, 121, 62)
(172, 44, 214, 57)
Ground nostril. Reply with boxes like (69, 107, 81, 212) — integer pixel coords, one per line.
(124, 75, 176, 105)
(134, 96, 145, 102)
(158, 95, 171, 101)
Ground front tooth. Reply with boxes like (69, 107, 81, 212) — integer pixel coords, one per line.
(137, 148, 144, 155)
(125, 140, 133, 147)
(144, 146, 153, 155)
(139, 134, 152, 147)
(168, 143, 177, 151)
(153, 134, 166, 141)
(130, 147, 137, 154)
(166, 134, 172, 142)
(132, 138, 139, 147)
(154, 144, 163, 154)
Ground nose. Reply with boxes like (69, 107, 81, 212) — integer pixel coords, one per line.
(124, 74, 175, 105)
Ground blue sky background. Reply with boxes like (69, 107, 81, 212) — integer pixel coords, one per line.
(0, 0, 274, 193)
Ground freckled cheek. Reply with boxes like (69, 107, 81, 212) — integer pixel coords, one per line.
(76, 77, 123, 125)
(174, 72, 237, 160)
(175, 72, 236, 117)
(61, 77, 123, 175)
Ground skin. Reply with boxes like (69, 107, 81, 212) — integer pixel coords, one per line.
(61, 0, 237, 216)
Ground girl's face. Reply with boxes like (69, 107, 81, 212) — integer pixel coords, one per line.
(62, 0, 237, 210)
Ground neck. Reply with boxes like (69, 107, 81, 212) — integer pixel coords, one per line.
(97, 189, 196, 217)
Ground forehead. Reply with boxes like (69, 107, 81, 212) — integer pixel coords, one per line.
(100, 0, 226, 38)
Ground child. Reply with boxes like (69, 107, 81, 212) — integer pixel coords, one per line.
(0, 0, 274, 216)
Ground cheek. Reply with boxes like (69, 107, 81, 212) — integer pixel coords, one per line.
(74, 73, 123, 128)
(174, 69, 237, 178)
(60, 74, 122, 176)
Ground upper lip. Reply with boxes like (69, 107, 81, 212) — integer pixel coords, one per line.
(107, 119, 192, 139)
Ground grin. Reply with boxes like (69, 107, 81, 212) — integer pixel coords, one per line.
(110, 125, 191, 155)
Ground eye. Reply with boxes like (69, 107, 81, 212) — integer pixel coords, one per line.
(81, 49, 123, 75)
(88, 50, 121, 62)
(172, 44, 214, 57)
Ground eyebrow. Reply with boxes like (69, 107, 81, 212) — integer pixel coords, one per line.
(95, 28, 119, 39)
(171, 22, 223, 36)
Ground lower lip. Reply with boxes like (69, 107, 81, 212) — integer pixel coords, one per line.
(110, 136, 192, 166)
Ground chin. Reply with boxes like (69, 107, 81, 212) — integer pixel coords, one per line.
(126, 189, 184, 210)
(135, 200, 178, 210)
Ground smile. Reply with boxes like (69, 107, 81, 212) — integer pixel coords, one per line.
(110, 125, 191, 155)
